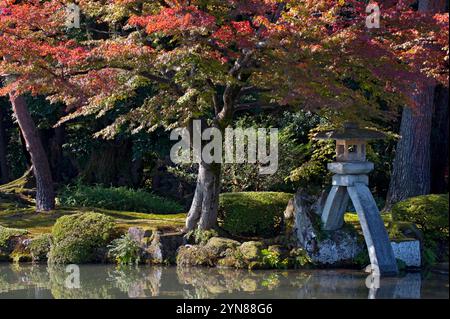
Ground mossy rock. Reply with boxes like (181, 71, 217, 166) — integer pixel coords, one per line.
(217, 253, 246, 268)
(29, 234, 52, 262)
(387, 221, 423, 241)
(48, 212, 117, 264)
(218, 192, 293, 238)
(0, 225, 28, 259)
(176, 245, 217, 267)
(238, 241, 264, 262)
(0, 225, 28, 248)
(204, 237, 240, 256)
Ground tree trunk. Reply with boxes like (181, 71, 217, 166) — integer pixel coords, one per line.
(184, 116, 225, 232)
(0, 106, 10, 184)
(385, 0, 447, 209)
(9, 94, 55, 211)
(47, 124, 66, 183)
(385, 84, 434, 209)
(185, 161, 222, 231)
(430, 85, 449, 193)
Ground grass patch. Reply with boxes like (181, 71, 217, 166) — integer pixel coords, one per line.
(58, 184, 184, 214)
(0, 199, 186, 237)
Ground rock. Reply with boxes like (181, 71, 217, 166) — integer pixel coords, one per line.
(176, 245, 217, 267)
(290, 190, 320, 248)
(308, 231, 364, 265)
(29, 234, 52, 263)
(145, 231, 185, 263)
(391, 240, 421, 267)
(205, 237, 240, 257)
(290, 189, 364, 266)
(176, 237, 241, 268)
(128, 227, 152, 246)
(0, 225, 29, 258)
(126, 227, 185, 264)
(284, 199, 295, 221)
(239, 241, 263, 261)
(217, 253, 245, 268)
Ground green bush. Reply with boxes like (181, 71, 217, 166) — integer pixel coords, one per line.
(48, 212, 117, 264)
(218, 192, 292, 238)
(58, 184, 184, 214)
(392, 194, 449, 263)
(29, 234, 52, 262)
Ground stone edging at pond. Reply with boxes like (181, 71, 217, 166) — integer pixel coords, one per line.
(0, 191, 423, 270)
(0, 223, 421, 272)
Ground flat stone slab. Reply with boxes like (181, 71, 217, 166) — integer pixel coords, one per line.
(391, 240, 421, 267)
(328, 162, 374, 174)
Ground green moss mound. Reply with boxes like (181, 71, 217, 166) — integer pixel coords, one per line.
(392, 194, 449, 242)
(392, 194, 449, 264)
(218, 192, 292, 238)
(29, 234, 52, 262)
(48, 212, 117, 264)
(58, 184, 184, 214)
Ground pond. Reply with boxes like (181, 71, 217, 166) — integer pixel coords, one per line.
(0, 264, 448, 299)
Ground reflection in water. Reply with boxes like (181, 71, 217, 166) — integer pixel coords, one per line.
(0, 264, 447, 299)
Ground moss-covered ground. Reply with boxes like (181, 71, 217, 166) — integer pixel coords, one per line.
(0, 180, 186, 237)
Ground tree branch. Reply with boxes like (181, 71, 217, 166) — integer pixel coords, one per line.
(233, 102, 282, 113)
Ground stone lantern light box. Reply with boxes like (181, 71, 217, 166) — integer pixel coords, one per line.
(314, 122, 398, 276)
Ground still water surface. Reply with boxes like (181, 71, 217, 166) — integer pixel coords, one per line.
(0, 264, 448, 299)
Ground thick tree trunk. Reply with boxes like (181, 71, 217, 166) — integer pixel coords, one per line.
(184, 117, 225, 232)
(385, 1, 447, 209)
(185, 161, 222, 231)
(9, 94, 55, 211)
(385, 84, 434, 209)
(430, 85, 449, 193)
(0, 106, 10, 184)
(48, 125, 66, 182)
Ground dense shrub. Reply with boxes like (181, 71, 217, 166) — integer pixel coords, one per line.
(58, 184, 184, 214)
(392, 194, 449, 263)
(48, 212, 117, 264)
(29, 234, 52, 262)
(218, 192, 292, 238)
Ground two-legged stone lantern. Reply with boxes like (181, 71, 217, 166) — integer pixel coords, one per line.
(315, 123, 398, 276)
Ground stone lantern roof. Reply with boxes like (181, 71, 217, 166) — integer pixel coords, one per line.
(314, 122, 386, 140)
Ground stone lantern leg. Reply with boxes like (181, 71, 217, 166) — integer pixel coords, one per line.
(315, 123, 398, 276)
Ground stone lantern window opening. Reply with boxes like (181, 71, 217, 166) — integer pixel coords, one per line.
(336, 139, 367, 162)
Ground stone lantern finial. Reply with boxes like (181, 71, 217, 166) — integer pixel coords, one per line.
(314, 123, 398, 276)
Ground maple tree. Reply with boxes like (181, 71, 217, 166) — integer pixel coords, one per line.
(0, 1, 448, 228)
